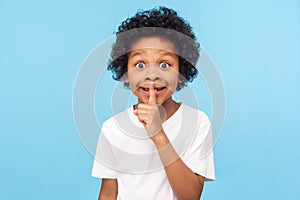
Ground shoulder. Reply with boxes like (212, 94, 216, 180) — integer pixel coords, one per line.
(101, 107, 132, 132)
(181, 104, 211, 128)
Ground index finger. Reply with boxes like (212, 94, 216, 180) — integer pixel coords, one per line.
(148, 82, 157, 104)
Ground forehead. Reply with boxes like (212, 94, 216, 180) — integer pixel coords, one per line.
(130, 37, 177, 54)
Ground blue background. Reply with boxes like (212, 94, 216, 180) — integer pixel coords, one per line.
(1, 0, 299, 199)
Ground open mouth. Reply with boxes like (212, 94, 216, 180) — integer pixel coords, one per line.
(140, 86, 166, 92)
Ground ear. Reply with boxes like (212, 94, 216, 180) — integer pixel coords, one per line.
(178, 77, 184, 83)
(123, 73, 129, 83)
(177, 73, 185, 84)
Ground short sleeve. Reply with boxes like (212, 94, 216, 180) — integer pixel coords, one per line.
(91, 128, 118, 179)
(182, 117, 216, 181)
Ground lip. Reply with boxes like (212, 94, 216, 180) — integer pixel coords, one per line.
(139, 85, 167, 96)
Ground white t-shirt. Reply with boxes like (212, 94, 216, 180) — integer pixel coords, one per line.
(92, 103, 215, 200)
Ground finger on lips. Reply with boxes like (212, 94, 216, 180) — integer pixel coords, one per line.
(148, 82, 157, 105)
(133, 82, 157, 121)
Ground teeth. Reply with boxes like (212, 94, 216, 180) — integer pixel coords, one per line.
(141, 87, 149, 91)
(156, 87, 165, 91)
(141, 87, 165, 92)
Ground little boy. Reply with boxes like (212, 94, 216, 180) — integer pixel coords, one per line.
(92, 6, 215, 200)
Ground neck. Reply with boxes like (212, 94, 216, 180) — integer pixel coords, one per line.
(161, 98, 181, 121)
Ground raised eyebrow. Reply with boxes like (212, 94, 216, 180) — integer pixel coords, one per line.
(128, 53, 148, 64)
(128, 51, 142, 58)
(129, 50, 176, 57)
(160, 51, 177, 58)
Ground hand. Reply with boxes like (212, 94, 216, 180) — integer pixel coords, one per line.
(134, 82, 165, 140)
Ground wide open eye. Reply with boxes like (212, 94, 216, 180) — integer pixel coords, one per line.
(159, 62, 170, 69)
(135, 62, 146, 69)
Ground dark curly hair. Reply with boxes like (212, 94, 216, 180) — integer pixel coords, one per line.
(107, 6, 200, 90)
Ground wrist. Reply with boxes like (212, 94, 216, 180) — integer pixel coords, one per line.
(151, 130, 170, 149)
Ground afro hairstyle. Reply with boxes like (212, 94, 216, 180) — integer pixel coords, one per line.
(107, 6, 200, 90)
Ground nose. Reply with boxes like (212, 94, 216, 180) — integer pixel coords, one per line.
(145, 74, 161, 81)
(144, 64, 161, 81)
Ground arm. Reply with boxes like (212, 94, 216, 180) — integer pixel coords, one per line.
(153, 131, 204, 200)
(134, 83, 204, 199)
(98, 178, 118, 200)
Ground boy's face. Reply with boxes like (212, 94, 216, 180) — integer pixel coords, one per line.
(125, 37, 181, 105)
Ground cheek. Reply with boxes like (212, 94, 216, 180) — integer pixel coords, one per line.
(128, 80, 138, 93)
(169, 81, 179, 92)
(163, 72, 180, 91)
(126, 70, 144, 93)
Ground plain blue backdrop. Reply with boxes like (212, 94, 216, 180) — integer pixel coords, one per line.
(1, 0, 299, 199)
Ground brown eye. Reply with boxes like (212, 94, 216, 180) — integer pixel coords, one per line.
(159, 62, 170, 69)
(135, 62, 146, 69)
